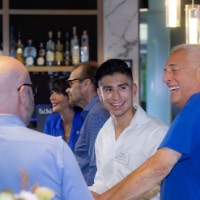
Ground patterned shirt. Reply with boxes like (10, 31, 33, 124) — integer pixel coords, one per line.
(74, 96, 110, 186)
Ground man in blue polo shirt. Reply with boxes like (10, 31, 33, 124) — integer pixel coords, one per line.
(97, 44, 200, 200)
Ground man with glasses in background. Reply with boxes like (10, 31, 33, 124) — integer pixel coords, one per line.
(0, 56, 93, 200)
(66, 61, 110, 186)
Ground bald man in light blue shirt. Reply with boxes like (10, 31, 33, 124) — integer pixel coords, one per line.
(0, 56, 93, 200)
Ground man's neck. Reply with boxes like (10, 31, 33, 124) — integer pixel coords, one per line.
(113, 107, 136, 140)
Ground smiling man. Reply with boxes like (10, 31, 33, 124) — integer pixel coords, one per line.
(89, 58, 168, 200)
(95, 44, 200, 200)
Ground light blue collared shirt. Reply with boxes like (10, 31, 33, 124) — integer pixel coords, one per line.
(0, 114, 93, 200)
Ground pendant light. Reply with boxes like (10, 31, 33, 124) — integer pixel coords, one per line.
(165, 0, 181, 27)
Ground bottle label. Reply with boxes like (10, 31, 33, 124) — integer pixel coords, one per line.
(46, 51, 54, 62)
(16, 48, 23, 54)
(72, 47, 80, 65)
(55, 52, 64, 62)
(37, 57, 45, 66)
(25, 56, 34, 66)
(81, 46, 89, 62)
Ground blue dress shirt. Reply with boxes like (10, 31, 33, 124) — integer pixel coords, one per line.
(0, 114, 93, 200)
(43, 111, 82, 151)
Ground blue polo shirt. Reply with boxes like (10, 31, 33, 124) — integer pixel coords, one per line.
(159, 93, 200, 200)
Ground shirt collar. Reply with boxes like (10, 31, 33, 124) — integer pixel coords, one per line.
(83, 96, 99, 112)
(0, 114, 26, 127)
(130, 104, 149, 126)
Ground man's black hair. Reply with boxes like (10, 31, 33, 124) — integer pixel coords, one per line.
(97, 58, 133, 81)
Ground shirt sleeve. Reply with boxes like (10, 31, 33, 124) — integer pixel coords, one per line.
(60, 141, 93, 200)
(85, 110, 109, 186)
(89, 129, 109, 193)
(143, 125, 168, 158)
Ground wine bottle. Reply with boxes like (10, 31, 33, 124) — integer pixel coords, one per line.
(23, 39, 37, 66)
(81, 30, 89, 62)
(36, 42, 46, 66)
(71, 26, 80, 66)
(64, 32, 71, 66)
(55, 31, 64, 66)
(46, 31, 55, 66)
(15, 31, 24, 64)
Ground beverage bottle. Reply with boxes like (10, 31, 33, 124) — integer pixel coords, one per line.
(23, 39, 37, 66)
(55, 31, 64, 66)
(71, 26, 80, 66)
(81, 30, 89, 62)
(10, 25, 16, 57)
(64, 32, 71, 66)
(46, 31, 55, 66)
(36, 42, 46, 66)
(15, 31, 24, 64)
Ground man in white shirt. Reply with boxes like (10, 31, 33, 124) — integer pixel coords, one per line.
(89, 58, 168, 200)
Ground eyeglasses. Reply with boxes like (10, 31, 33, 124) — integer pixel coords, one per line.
(66, 78, 81, 88)
(17, 83, 38, 96)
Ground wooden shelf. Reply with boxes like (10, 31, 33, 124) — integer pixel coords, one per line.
(9, 9, 98, 15)
(27, 66, 74, 72)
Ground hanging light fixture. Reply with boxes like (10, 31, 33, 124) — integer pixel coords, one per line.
(165, 0, 181, 27)
(140, 0, 149, 12)
(185, 1, 200, 44)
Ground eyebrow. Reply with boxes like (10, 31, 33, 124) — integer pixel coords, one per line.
(164, 64, 180, 71)
(102, 83, 129, 89)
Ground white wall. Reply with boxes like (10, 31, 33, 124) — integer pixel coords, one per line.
(103, 0, 140, 103)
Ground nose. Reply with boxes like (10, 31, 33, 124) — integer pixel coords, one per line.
(112, 88, 121, 99)
(162, 70, 171, 84)
(66, 87, 70, 94)
(50, 92, 55, 101)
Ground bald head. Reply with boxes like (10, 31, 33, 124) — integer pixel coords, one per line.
(0, 56, 34, 124)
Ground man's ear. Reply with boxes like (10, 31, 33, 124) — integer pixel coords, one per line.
(132, 83, 137, 97)
(97, 88, 103, 101)
(18, 87, 28, 108)
(82, 78, 91, 89)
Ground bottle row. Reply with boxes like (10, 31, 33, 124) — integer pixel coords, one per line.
(9, 26, 89, 67)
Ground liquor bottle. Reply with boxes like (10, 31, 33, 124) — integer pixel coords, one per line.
(15, 32, 24, 64)
(46, 31, 55, 66)
(55, 31, 64, 66)
(80, 30, 89, 62)
(10, 26, 16, 57)
(64, 32, 71, 66)
(36, 42, 46, 66)
(23, 39, 37, 66)
(71, 26, 80, 66)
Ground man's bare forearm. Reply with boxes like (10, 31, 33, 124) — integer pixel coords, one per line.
(98, 148, 181, 200)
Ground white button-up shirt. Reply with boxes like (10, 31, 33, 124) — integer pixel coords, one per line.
(89, 104, 168, 199)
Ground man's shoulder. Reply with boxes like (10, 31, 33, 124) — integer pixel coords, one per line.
(144, 114, 168, 131)
(24, 127, 65, 147)
(89, 101, 110, 117)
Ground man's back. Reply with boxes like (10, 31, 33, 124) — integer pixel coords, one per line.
(0, 114, 93, 200)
